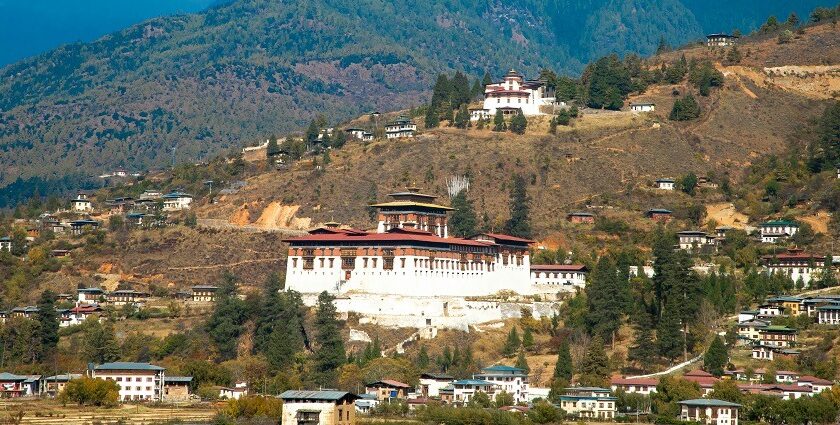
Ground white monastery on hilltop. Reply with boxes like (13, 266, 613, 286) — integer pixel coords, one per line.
(471, 69, 557, 121)
(284, 188, 586, 329)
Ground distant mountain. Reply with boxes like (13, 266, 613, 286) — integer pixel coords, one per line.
(0, 0, 833, 198)
(0, 0, 218, 66)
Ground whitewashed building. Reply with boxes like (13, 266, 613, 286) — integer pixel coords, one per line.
(530, 264, 588, 293)
(384, 117, 416, 139)
(162, 192, 193, 211)
(71, 192, 93, 212)
(560, 387, 617, 420)
(759, 220, 799, 243)
(763, 250, 825, 287)
(655, 178, 675, 190)
(679, 399, 741, 425)
(630, 102, 655, 112)
(280, 390, 358, 425)
(446, 379, 496, 404)
(219, 382, 248, 400)
(706, 33, 738, 47)
(418, 373, 454, 398)
(0, 236, 11, 252)
(482, 70, 555, 116)
(817, 305, 840, 324)
(677, 230, 718, 251)
(610, 377, 658, 395)
(92, 362, 165, 402)
(474, 365, 529, 404)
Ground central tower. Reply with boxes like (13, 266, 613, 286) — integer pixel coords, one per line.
(370, 187, 453, 238)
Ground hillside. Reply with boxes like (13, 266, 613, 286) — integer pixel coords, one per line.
(0, 0, 832, 197)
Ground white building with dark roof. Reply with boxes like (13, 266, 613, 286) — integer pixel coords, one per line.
(482, 69, 555, 116)
(91, 362, 165, 402)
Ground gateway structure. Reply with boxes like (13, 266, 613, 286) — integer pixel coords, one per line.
(284, 188, 563, 329)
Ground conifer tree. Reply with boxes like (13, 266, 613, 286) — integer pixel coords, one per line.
(553, 340, 573, 383)
(493, 110, 506, 132)
(515, 349, 530, 373)
(657, 298, 684, 362)
(206, 273, 246, 361)
(84, 322, 120, 364)
(451, 71, 471, 109)
(585, 256, 626, 348)
(265, 291, 305, 370)
(425, 105, 440, 129)
(482, 71, 493, 87)
(703, 335, 728, 377)
(627, 310, 657, 371)
(549, 117, 558, 134)
(669, 94, 701, 121)
(449, 191, 477, 237)
(509, 110, 527, 134)
(578, 338, 610, 387)
(36, 290, 59, 361)
(522, 327, 534, 351)
(502, 328, 521, 357)
(417, 345, 430, 370)
(313, 291, 346, 387)
(454, 104, 470, 129)
(503, 175, 531, 238)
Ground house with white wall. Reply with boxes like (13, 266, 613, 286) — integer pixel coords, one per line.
(91, 362, 165, 402)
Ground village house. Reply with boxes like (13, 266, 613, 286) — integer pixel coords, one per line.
(737, 319, 769, 342)
(0, 373, 41, 398)
(629, 102, 655, 112)
(345, 128, 370, 140)
(655, 178, 675, 190)
(758, 326, 797, 348)
(384, 117, 416, 139)
(559, 387, 617, 420)
(0, 236, 11, 252)
(797, 376, 834, 394)
(447, 379, 496, 404)
(474, 365, 529, 404)
(355, 393, 380, 414)
(817, 304, 840, 324)
(71, 191, 93, 212)
(108, 289, 143, 307)
(682, 370, 719, 396)
(677, 230, 718, 252)
(645, 209, 673, 223)
(60, 304, 103, 327)
(763, 250, 826, 287)
(25, 227, 38, 241)
(468, 108, 491, 122)
(69, 219, 100, 235)
(418, 372, 454, 398)
(280, 390, 359, 425)
(751, 344, 800, 362)
(566, 212, 595, 224)
(126, 212, 149, 227)
(191, 285, 218, 302)
(737, 310, 759, 323)
(11, 306, 38, 319)
(162, 192, 193, 211)
(758, 220, 799, 243)
(42, 219, 66, 234)
(77, 287, 105, 304)
(609, 377, 658, 395)
(715, 226, 734, 240)
(530, 264, 588, 293)
(365, 379, 412, 401)
(804, 297, 840, 316)
(678, 399, 740, 425)
(219, 382, 248, 400)
(706, 33, 738, 47)
(758, 304, 784, 317)
(765, 296, 804, 316)
(163, 376, 193, 401)
(106, 197, 135, 214)
(482, 69, 556, 117)
(0, 311, 6, 324)
(139, 190, 162, 201)
(44, 374, 82, 397)
(92, 362, 165, 402)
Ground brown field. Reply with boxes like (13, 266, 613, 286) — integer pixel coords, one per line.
(0, 399, 215, 425)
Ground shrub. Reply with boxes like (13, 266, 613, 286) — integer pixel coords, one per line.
(60, 378, 120, 407)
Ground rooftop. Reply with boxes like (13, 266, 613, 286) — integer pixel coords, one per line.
(678, 398, 741, 407)
(94, 362, 165, 371)
(279, 390, 359, 401)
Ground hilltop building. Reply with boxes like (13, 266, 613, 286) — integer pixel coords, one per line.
(71, 191, 93, 212)
(763, 249, 826, 287)
(384, 117, 416, 139)
(630, 102, 655, 112)
(706, 33, 738, 47)
(655, 178, 675, 190)
(759, 220, 799, 244)
(481, 70, 556, 117)
(0, 236, 10, 252)
(162, 192, 193, 211)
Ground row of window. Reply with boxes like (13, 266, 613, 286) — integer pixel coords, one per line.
(105, 376, 155, 382)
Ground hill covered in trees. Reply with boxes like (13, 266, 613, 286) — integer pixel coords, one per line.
(0, 0, 832, 199)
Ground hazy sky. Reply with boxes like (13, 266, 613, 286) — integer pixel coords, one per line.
(0, 0, 216, 66)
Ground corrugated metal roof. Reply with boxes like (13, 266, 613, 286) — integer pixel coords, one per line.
(94, 362, 164, 371)
(279, 390, 358, 401)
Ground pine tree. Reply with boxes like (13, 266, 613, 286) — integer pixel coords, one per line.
(471, 78, 484, 100)
(503, 174, 531, 238)
(205, 273, 246, 361)
(522, 328, 534, 351)
(425, 105, 440, 129)
(304, 120, 320, 146)
(657, 298, 684, 362)
(454, 104, 470, 129)
(515, 349, 530, 373)
(502, 328, 521, 357)
(84, 322, 120, 364)
(36, 290, 59, 360)
(585, 257, 624, 348)
(449, 191, 477, 237)
(451, 71, 471, 109)
(314, 291, 346, 387)
(627, 310, 657, 371)
(549, 117, 558, 134)
(264, 290, 306, 371)
(669, 94, 701, 121)
(417, 345, 430, 370)
(493, 110, 506, 132)
(578, 338, 610, 387)
(656, 36, 670, 55)
(703, 335, 728, 377)
(553, 340, 573, 382)
(482, 71, 493, 87)
(509, 110, 527, 134)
